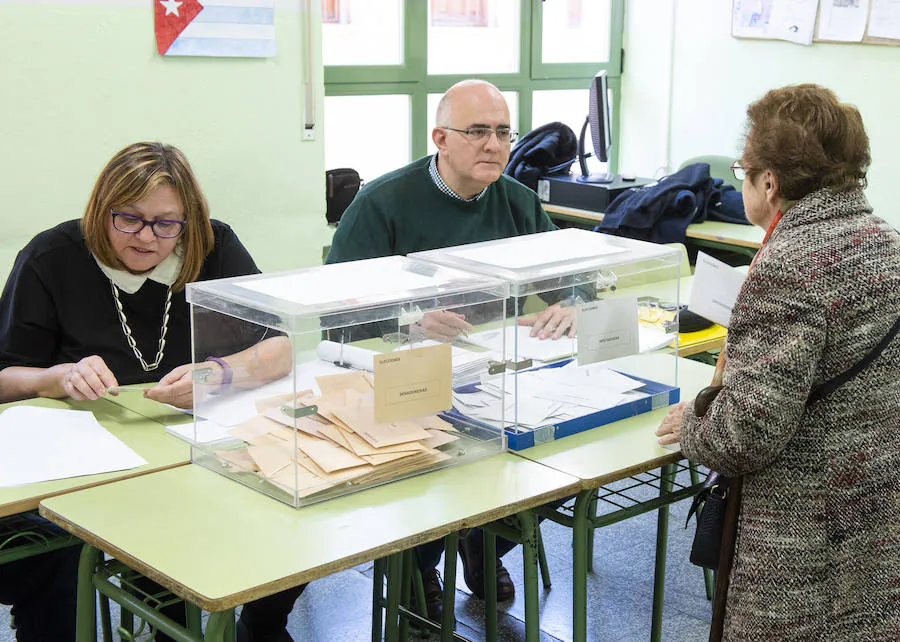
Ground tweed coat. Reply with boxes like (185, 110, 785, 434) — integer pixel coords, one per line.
(680, 188, 900, 641)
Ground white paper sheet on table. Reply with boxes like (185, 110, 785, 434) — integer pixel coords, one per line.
(0, 407, 147, 488)
(467, 325, 576, 362)
(449, 229, 626, 270)
(165, 419, 233, 445)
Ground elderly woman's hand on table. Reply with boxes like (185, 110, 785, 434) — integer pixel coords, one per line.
(655, 401, 687, 446)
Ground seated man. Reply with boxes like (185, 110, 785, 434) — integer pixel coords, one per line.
(327, 79, 571, 619)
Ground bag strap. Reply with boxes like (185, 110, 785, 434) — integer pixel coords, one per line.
(808, 315, 900, 405)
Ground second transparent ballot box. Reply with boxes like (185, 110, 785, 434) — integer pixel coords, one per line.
(185, 256, 509, 507)
(411, 228, 683, 449)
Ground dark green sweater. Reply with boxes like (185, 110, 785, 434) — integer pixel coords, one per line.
(325, 156, 556, 263)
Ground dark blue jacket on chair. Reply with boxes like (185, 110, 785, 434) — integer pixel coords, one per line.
(598, 163, 748, 243)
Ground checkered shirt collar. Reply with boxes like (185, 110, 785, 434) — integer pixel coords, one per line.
(429, 154, 489, 202)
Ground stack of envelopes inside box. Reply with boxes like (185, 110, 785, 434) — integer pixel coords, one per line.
(215, 370, 458, 498)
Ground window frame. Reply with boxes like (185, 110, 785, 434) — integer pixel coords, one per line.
(323, 0, 625, 173)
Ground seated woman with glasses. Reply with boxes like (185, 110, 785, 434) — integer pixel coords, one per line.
(0, 141, 291, 409)
(0, 141, 293, 642)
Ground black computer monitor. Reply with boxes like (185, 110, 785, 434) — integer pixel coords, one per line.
(577, 70, 614, 184)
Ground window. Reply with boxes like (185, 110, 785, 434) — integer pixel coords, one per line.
(322, 0, 404, 66)
(321, 0, 344, 24)
(323, 0, 625, 181)
(431, 0, 489, 27)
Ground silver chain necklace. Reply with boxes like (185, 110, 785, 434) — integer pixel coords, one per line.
(110, 281, 172, 372)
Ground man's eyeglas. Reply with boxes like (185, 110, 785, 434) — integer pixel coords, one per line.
(111, 210, 186, 239)
(440, 126, 519, 144)
(730, 161, 747, 182)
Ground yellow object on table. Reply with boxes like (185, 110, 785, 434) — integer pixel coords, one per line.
(678, 324, 727, 351)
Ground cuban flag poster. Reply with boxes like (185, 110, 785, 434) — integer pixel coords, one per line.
(154, 0, 277, 58)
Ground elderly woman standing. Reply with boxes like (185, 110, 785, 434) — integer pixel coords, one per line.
(657, 84, 900, 639)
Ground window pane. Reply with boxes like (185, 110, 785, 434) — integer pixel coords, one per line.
(427, 0, 519, 74)
(541, 0, 611, 64)
(532, 89, 610, 173)
(426, 91, 519, 156)
(322, 0, 403, 66)
(325, 95, 411, 183)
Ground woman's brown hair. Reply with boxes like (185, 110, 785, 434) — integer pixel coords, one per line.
(82, 142, 214, 292)
(743, 84, 870, 201)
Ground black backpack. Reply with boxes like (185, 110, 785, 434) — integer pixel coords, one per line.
(325, 168, 362, 225)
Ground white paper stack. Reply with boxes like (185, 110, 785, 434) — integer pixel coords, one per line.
(452, 362, 649, 431)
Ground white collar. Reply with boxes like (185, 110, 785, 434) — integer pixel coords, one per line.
(95, 248, 184, 294)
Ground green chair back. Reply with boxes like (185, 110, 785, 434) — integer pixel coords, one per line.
(679, 155, 741, 191)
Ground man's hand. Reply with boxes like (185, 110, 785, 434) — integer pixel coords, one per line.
(655, 401, 686, 446)
(414, 310, 473, 342)
(56, 356, 118, 401)
(517, 303, 576, 340)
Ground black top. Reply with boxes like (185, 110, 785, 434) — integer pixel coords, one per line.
(0, 219, 260, 384)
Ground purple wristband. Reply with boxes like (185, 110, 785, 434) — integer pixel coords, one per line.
(206, 356, 233, 390)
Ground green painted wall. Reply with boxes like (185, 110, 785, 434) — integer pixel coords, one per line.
(0, 1, 330, 284)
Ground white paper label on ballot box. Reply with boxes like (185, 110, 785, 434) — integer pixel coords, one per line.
(689, 252, 747, 328)
(576, 297, 639, 366)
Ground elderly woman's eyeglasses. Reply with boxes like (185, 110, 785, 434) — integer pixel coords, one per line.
(440, 126, 519, 144)
(730, 161, 747, 181)
(111, 210, 186, 239)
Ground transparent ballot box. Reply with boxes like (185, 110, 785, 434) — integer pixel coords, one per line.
(411, 228, 683, 450)
(185, 256, 509, 507)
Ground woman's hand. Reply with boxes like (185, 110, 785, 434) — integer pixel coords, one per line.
(518, 303, 577, 340)
(55, 356, 118, 401)
(145, 363, 212, 409)
(655, 401, 686, 446)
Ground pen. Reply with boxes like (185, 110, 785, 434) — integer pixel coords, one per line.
(108, 385, 156, 393)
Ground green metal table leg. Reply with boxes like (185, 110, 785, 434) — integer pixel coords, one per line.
(440, 531, 459, 642)
(372, 557, 386, 641)
(519, 511, 540, 642)
(205, 610, 235, 642)
(76, 544, 100, 642)
(385, 553, 403, 642)
(651, 463, 675, 642)
(537, 525, 551, 589)
(98, 592, 112, 642)
(688, 460, 715, 601)
(185, 602, 203, 635)
(586, 491, 598, 573)
(571, 490, 593, 642)
(412, 562, 427, 620)
(484, 531, 498, 642)
(399, 550, 413, 642)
